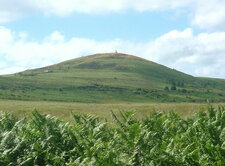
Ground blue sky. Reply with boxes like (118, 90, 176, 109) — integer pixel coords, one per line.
(0, 0, 225, 78)
(4, 11, 189, 42)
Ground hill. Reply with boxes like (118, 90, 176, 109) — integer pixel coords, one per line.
(0, 53, 224, 103)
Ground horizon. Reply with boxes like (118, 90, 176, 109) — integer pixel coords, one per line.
(0, 1, 225, 78)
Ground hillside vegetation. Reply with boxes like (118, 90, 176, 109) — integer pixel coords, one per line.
(0, 106, 225, 165)
(0, 53, 225, 102)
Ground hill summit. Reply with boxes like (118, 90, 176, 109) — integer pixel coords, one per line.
(0, 53, 225, 103)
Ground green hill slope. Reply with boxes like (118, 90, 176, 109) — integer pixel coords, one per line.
(0, 53, 224, 103)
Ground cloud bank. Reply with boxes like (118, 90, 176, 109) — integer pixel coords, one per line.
(0, 26, 225, 78)
(0, 0, 225, 30)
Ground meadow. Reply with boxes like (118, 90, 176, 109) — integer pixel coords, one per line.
(0, 100, 224, 121)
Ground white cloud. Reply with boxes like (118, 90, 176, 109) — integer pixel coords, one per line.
(142, 28, 225, 78)
(192, 0, 225, 30)
(0, 0, 225, 30)
(0, 0, 37, 22)
(0, 26, 225, 78)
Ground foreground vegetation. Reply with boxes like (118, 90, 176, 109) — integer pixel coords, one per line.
(0, 106, 225, 165)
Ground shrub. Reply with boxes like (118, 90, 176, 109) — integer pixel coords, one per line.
(0, 107, 225, 165)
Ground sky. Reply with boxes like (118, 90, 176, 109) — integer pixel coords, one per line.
(0, 0, 225, 78)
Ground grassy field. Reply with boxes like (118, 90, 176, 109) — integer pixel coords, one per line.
(0, 99, 224, 121)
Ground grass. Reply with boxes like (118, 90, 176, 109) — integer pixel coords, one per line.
(0, 100, 224, 122)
